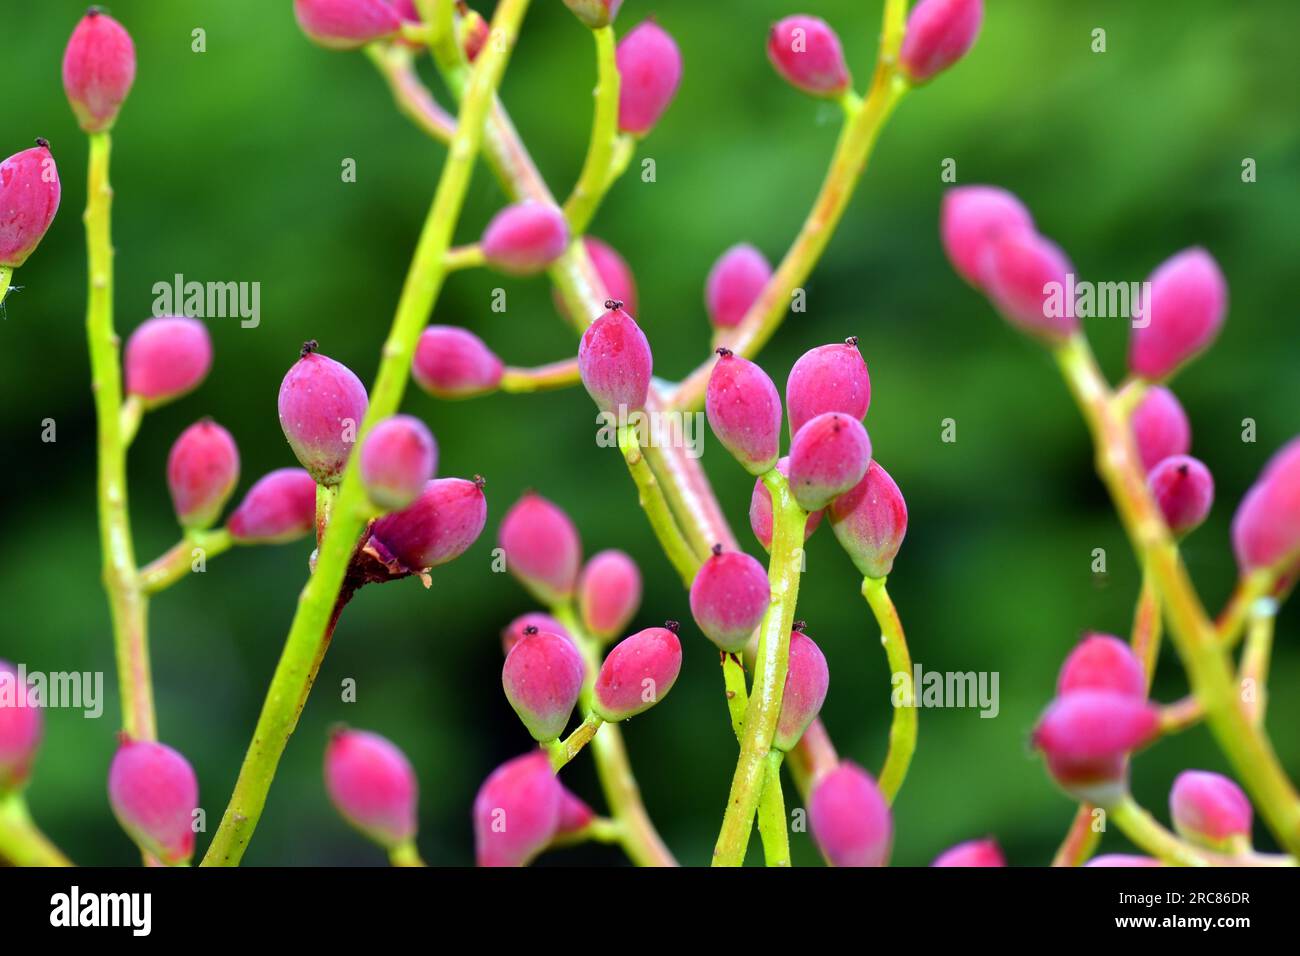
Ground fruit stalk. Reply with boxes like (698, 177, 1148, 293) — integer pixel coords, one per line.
(617, 424, 699, 587)
(138, 530, 235, 594)
(862, 576, 916, 802)
(563, 24, 620, 233)
(0, 793, 73, 867)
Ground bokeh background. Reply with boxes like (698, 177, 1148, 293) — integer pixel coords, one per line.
(3, 0, 1298, 866)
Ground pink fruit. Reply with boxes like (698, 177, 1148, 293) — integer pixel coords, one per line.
(898, 0, 984, 84)
(123, 316, 212, 408)
(0, 140, 61, 269)
(578, 549, 642, 641)
(293, 0, 401, 50)
(62, 9, 136, 134)
(1085, 854, 1163, 868)
(979, 230, 1077, 342)
(227, 468, 317, 544)
(502, 612, 571, 656)
(705, 349, 782, 475)
(1130, 385, 1191, 473)
(809, 761, 892, 867)
(107, 737, 198, 866)
(931, 837, 1005, 867)
(617, 21, 683, 135)
(1057, 634, 1146, 700)
(1032, 690, 1160, 805)
(473, 751, 563, 867)
(558, 237, 639, 320)
(786, 337, 871, 437)
(941, 186, 1035, 289)
(766, 16, 851, 98)
(0, 661, 42, 794)
(167, 419, 240, 530)
(828, 460, 907, 579)
(368, 476, 487, 571)
(499, 493, 582, 604)
(556, 786, 596, 836)
(278, 341, 369, 485)
(1232, 437, 1300, 571)
(787, 412, 872, 511)
(324, 728, 418, 849)
(774, 624, 829, 751)
(359, 414, 438, 511)
(705, 244, 771, 330)
(578, 302, 653, 414)
(689, 546, 771, 653)
(480, 201, 569, 276)
(1129, 248, 1228, 381)
(412, 325, 505, 399)
(1169, 770, 1252, 850)
(750, 457, 824, 552)
(563, 0, 624, 29)
(592, 623, 683, 721)
(502, 628, 587, 742)
(1148, 455, 1214, 537)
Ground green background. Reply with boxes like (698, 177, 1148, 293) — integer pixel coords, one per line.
(2, 0, 1298, 866)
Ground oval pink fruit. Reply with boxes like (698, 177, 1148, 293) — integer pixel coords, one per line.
(501, 612, 571, 657)
(750, 457, 823, 552)
(107, 738, 198, 866)
(592, 623, 682, 721)
(809, 761, 892, 867)
(617, 21, 682, 135)
(502, 629, 586, 742)
(62, 9, 136, 134)
(1057, 633, 1146, 700)
(786, 337, 871, 438)
(278, 342, 369, 486)
(1129, 248, 1227, 381)
(774, 625, 829, 751)
(324, 727, 418, 850)
(787, 412, 872, 511)
(705, 243, 771, 330)
(0, 661, 42, 794)
(767, 16, 851, 98)
(473, 751, 563, 867)
(578, 302, 653, 414)
(689, 547, 770, 654)
(412, 325, 504, 399)
(705, 349, 782, 476)
(368, 476, 487, 571)
(0, 141, 61, 269)
(1169, 770, 1252, 850)
(899, 0, 984, 84)
(124, 316, 212, 408)
(979, 230, 1077, 342)
(167, 419, 240, 530)
(1231, 436, 1300, 572)
(1130, 385, 1191, 473)
(941, 185, 1034, 289)
(1148, 454, 1214, 537)
(1032, 690, 1159, 805)
(227, 468, 317, 544)
(931, 837, 1005, 867)
(578, 549, 642, 642)
(499, 492, 582, 604)
(360, 414, 438, 511)
(481, 201, 569, 276)
(294, 0, 401, 50)
(828, 460, 907, 579)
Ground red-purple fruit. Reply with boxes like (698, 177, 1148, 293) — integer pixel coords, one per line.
(558, 237, 639, 320)
(278, 342, 369, 486)
(412, 325, 504, 399)
(459, 7, 489, 61)
(1169, 770, 1252, 852)
(1148, 455, 1214, 537)
(473, 751, 563, 867)
(123, 316, 212, 408)
(227, 468, 317, 544)
(1129, 248, 1228, 381)
(107, 737, 198, 866)
(480, 201, 569, 276)
(359, 414, 438, 511)
(616, 21, 683, 135)
(0, 141, 61, 269)
(809, 761, 892, 867)
(766, 16, 851, 98)
(502, 628, 586, 742)
(774, 625, 829, 751)
(62, 9, 136, 134)
(786, 338, 871, 437)
(167, 419, 240, 530)
(578, 302, 653, 414)
(1057, 633, 1146, 700)
(1085, 854, 1163, 868)
(689, 546, 771, 654)
(293, 0, 401, 50)
(499, 493, 582, 605)
(1130, 385, 1191, 473)
(1032, 690, 1160, 805)
(0, 661, 41, 794)
(979, 230, 1077, 342)
(898, 0, 985, 84)
(563, 0, 623, 29)
(828, 460, 907, 579)
(501, 612, 571, 656)
(705, 244, 771, 330)
(592, 623, 683, 721)
(368, 476, 487, 571)
(931, 837, 1005, 867)
(578, 550, 642, 642)
(555, 787, 596, 837)
(750, 457, 824, 552)
(941, 186, 1034, 289)
(706, 349, 782, 475)
(324, 727, 418, 850)
(1232, 437, 1300, 572)
(788, 412, 872, 511)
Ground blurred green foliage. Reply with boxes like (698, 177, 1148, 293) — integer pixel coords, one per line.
(2, 0, 1297, 866)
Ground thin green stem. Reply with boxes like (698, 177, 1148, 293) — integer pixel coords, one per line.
(0, 793, 74, 867)
(616, 423, 700, 587)
(1240, 601, 1275, 727)
(0, 265, 12, 308)
(562, 25, 621, 234)
(1110, 795, 1211, 867)
(119, 394, 143, 448)
(862, 576, 916, 803)
(444, 243, 484, 271)
(756, 750, 790, 867)
(546, 712, 603, 771)
(388, 840, 426, 866)
(549, 815, 622, 848)
(364, 42, 457, 144)
(721, 654, 748, 741)
(1052, 804, 1103, 867)
(139, 529, 235, 595)
(1131, 559, 1163, 688)
(500, 357, 581, 393)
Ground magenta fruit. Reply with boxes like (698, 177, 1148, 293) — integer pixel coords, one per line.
(898, 0, 984, 84)
(558, 237, 639, 320)
(368, 476, 487, 571)
(1085, 854, 1163, 867)
(0, 141, 61, 269)
(480, 201, 569, 276)
(359, 414, 438, 511)
(592, 623, 683, 721)
(578, 549, 642, 642)
(940, 185, 1034, 289)
(705, 349, 782, 475)
(786, 337, 871, 438)
(931, 837, 1005, 867)
(0, 661, 42, 794)
(787, 412, 872, 512)
(705, 243, 771, 330)
(773, 624, 829, 752)
(499, 492, 582, 604)
(324, 727, 418, 850)
(616, 21, 683, 135)
(563, 0, 623, 30)
(1032, 690, 1160, 805)
(1169, 770, 1253, 852)
(107, 737, 198, 866)
(227, 468, 317, 544)
(166, 419, 240, 530)
(412, 325, 505, 399)
(979, 229, 1077, 342)
(1148, 454, 1214, 537)
(828, 460, 907, 579)
(750, 457, 824, 552)
(473, 750, 563, 867)
(502, 612, 571, 657)
(578, 301, 653, 414)
(809, 761, 893, 867)
(1232, 436, 1300, 572)
(1130, 385, 1191, 473)
(556, 786, 596, 837)
(62, 9, 136, 134)
(123, 316, 212, 408)
(1129, 247, 1228, 381)
(766, 16, 851, 98)
(502, 628, 587, 742)
(689, 546, 771, 654)
(278, 341, 369, 485)
(1057, 633, 1146, 700)
(293, 0, 401, 50)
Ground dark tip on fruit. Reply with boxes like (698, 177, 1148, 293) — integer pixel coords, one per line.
(35, 137, 50, 150)
(845, 335, 859, 348)
(604, 299, 623, 311)
(1177, 463, 1190, 477)
(715, 347, 733, 358)
(328, 722, 350, 742)
(792, 620, 808, 633)
(663, 620, 680, 634)
(523, 625, 538, 636)
(473, 474, 487, 490)
(300, 339, 319, 358)
(115, 729, 132, 746)
(88, 6, 104, 17)
(711, 543, 723, 557)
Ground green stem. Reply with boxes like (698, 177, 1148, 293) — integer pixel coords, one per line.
(364, 42, 457, 143)
(0, 265, 12, 308)
(1240, 601, 1275, 727)
(1110, 795, 1211, 867)
(546, 712, 603, 771)
(444, 243, 484, 271)
(721, 654, 748, 741)
(119, 394, 143, 448)
(138, 529, 235, 595)
(562, 25, 621, 234)
(862, 576, 916, 803)
(1052, 804, 1103, 867)
(1131, 559, 1163, 688)
(616, 423, 700, 587)
(756, 750, 790, 867)
(500, 357, 580, 393)
(549, 815, 622, 848)
(388, 840, 426, 866)
(0, 793, 74, 867)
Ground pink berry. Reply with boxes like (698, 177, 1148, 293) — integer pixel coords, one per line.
(788, 412, 872, 512)
(1085, 854, 1163, 868)
(592, 623, 683, 722)
(750, 457, 824, 552)
(412, 325, 505, 399)
(979, 230, 1077, 342)
(899, 0, 984, 84)
(1169, 770, 1252, 850)
(473, 751, 563, 867)
(1057, 633, 1146, 700)
(689, 546, 771, 654)
(1231, 437, 1300, 572)
(502, 612, 571, 657)
(368, 476, 487, 571)
(828, 460, 907, 579)
(940, 185, 1035, 289)
(705, 349, 782, 476)
(293, 0, 401, 50)
(1032, 690, 1159, 805)
(932, 837, 1005, 867)
(0, 661, 42, 794)
(767, 16, 852, 98)
(324, 728, 418, 849)
(556, 786, 596, 836)
(0, 141, 61, 269)
(107, 737, 198, 866)
(459, 8, 489, 61)
(167, 419, 240, 530)
(359, 414, 438, 511)
(705, 243, 771, 330)
(616, 21, 682, 135)
(809, 761, 892, 867)
(1129, 248, 1228, 381)
(563, 0, 623, 30)
(480, 201, 569, 276)
(62, 9, 136, 134)
(227, 468, 317, 544)
(774, 624, 829, 752)
(558, 237, 639, 320)
(502, 628, 587, 742)
(578, 302, 653, 414)
(499, 492, 582, 604)
(278, 341, 369, 485)
(1148, 455, 1214, 537)
(578, 549, 642, 641)
(123, 316, 212, 408)
(786, 337, 871, 438)
(1130, 385, 1191, 473)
